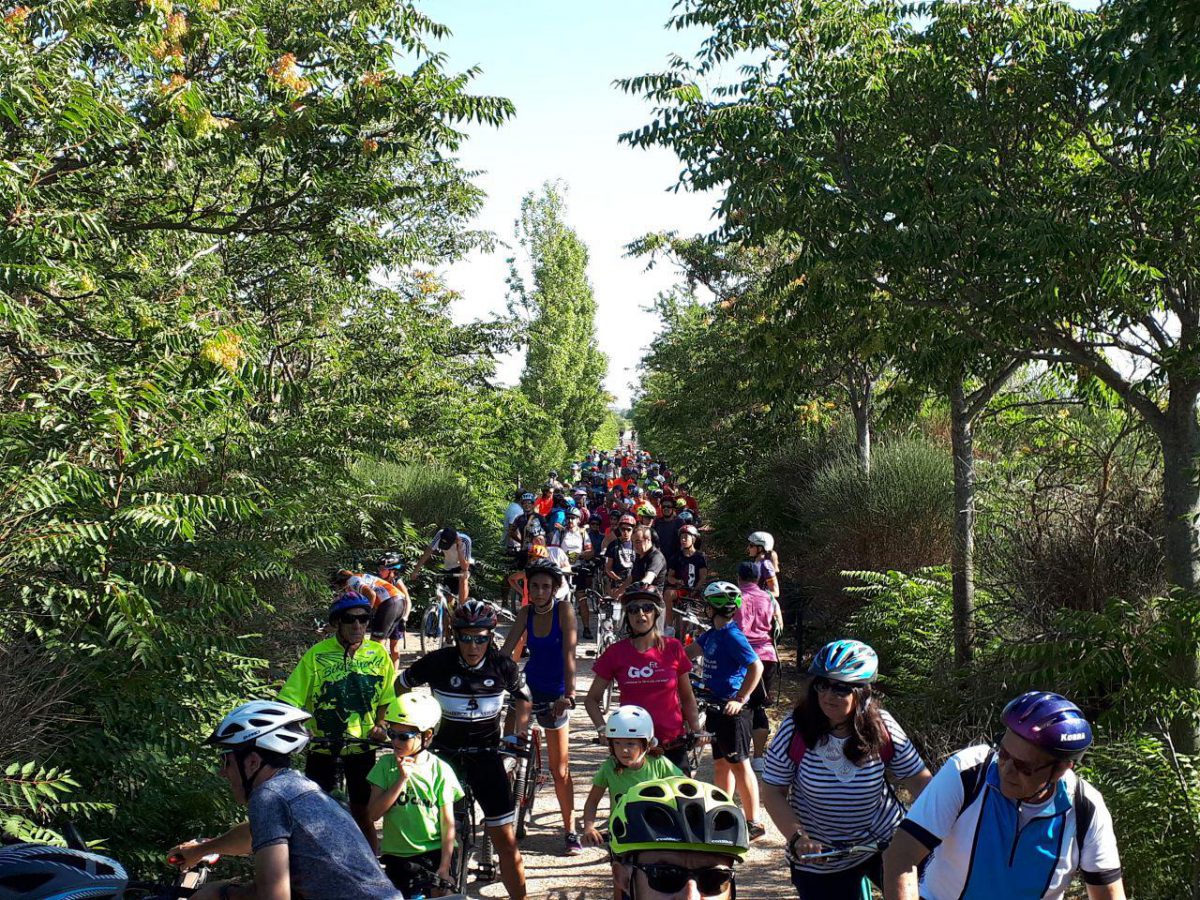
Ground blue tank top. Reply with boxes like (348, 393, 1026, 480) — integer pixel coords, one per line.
(524, 602, 565, 695)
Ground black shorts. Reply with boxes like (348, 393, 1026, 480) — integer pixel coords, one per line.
(382, 850, 443, 896)
(790, 852, 883, 899)
(304, 748, 375, 806)
(370, 597, 400, 641)
(706, 706, 753, 763)
(530, 688, 570, 730)
(436, 746, 515, 828)
(749, 659, 778, 731)
(441, 565, 475, 594)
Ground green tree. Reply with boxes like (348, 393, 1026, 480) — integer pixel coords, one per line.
(509, 182, 610, 459)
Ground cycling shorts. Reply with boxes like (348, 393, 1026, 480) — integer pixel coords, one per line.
(531, 688, 570, 731)
(705, 706, 752, 764)
(438, 748, 515, 828)
(441, 565, 473, 593)
(749, 659, 778, 731)
(370, 596, 401, 641)
(305, 748, 375, 806)
(790, 852, 883, 898)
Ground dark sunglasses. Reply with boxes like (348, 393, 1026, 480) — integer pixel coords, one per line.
(626, 602, 658, 615)
(632, 863, 734, 895)
(340, 613, 371, 625)
(388, 728, 421, 742)
(455, 633, 491, 645)
(997, 743, 1057, 777)
(617, 525, 633, 531)
(814, 678, 856, 697)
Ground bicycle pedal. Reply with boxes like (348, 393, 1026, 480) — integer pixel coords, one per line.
(475, 864, 496, 883)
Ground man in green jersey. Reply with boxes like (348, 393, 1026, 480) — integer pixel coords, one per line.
(279, 592, 395, 853)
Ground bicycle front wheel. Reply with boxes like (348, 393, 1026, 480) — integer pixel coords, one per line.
(420, 606, 439, 655)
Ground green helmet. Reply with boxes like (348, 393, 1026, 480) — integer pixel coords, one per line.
(385, 694, 441, 733)
(609, 777, 748, 860)
(702, 580, 743, 613)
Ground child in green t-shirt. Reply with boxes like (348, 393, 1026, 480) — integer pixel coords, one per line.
(366, 694, 462, 896)
(581, 704, 683, 893)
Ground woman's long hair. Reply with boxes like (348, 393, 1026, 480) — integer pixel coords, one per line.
(793, 677, 889, 765)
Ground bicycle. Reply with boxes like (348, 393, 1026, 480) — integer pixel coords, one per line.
(503, 712, 549, 840)
(306, 735, 385, 805)
(786, 836, 884, 899)
(63, 824, 217, 899)
(429, 745, 500, 892)
(583, 588, 619, 712)
(658, 729, 715, 777)
(420, 583, 458, 654)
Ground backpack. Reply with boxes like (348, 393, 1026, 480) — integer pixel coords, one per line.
(786, 714, 895, 766)
(955, 749, 1096, 857)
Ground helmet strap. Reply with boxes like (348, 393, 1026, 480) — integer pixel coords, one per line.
(234, 749, 264, 802)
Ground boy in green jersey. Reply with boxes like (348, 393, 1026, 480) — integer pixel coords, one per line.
(367, 695, 462, 896)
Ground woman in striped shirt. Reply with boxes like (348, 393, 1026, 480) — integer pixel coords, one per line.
(761, 639, 932, 899)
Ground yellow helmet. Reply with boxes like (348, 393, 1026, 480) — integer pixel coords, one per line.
(609, 777, 748, 860)
(384, 694, 441, 733)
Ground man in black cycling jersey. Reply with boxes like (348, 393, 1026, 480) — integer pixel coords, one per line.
(396, 599, 531, 899)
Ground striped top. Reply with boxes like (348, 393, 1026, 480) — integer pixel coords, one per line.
(763, 708, 926, 872)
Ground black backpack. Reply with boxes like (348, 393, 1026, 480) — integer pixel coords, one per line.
(956, 749, 1095, 856)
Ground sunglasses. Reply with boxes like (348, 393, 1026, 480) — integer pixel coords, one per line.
(388, 728, 421, 742)
(632, 863, 734, 895)
(455, 633, 491, 645)
(813, 678, 856, 697)
(626, 602, 658, 615)
(340, 614, 371, 625)
(997, 743, 1057, 777)
(618, 525, 633, 531)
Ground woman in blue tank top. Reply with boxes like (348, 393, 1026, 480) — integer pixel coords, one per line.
(501, 559, 581, 855)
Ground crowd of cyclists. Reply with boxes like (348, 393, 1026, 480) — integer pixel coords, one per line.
(0, 445, 1128, 900)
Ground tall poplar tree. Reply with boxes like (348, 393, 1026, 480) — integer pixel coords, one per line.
(509, 183, 610, 459)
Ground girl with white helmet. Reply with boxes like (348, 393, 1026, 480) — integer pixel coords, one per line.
(747, 531, 781, 597)
(366, 694, 464, 897)
(580, 705, 684, 895)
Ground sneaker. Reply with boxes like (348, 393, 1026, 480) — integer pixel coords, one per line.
(751, 757, 765, 775)
(581, 626, 594, 640)
(565, 832, 583, 856)
(748, 820, 767, 841)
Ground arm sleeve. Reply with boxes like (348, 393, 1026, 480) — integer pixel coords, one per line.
(277, 651, 313, 709)
(1079, 784, 1123, 884)
(593, 644, 618, 681)
(249, 789, 292, 852)
(366, 757, 391, 790)
(762, 715, 798, 787)
(897, 750, 972, 850)
(881, 710, 927, 779)
(591, 758, 613, 788)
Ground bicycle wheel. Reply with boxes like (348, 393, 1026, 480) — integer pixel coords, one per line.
(513, 751, 532, 840)
(453, 799, 476, 894)
(524, 735, 544, 823)
(420, 605, 439, 655)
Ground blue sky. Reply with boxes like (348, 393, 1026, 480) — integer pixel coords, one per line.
(419, 0, 724, 408)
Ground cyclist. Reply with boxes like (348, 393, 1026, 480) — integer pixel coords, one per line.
(367, 694, 462, 897)
(508, 492, 543, 568)
(410, 525, 474, 605)
(733, 560, 784, 773)
(581, 706, 683, 898)
(651, 499, 682, 564)
(686, 581, 767, 840)
(665, 522, 707, 632)
(503, 489, 526, 552)
(624, 524, 670, 631)
(500, 559, 582, 856)
(762, 640, 930, 899)
(331, 568, 406, 651)
(747, 531, 779, 597)
(559, 507, 597, 638)
(278, 592, 396, 853)
(586, 585, 704, 773)
(171, 700, 401, 899)
(534, 484, 554, 516)
(609, 776, 749, 900)
(604, 514, 638, 586)
(375, 552, 411, 662)
(883, 691, 1125, 900)
(397, 599, 532, 899)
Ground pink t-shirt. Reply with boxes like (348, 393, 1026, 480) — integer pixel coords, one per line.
(733, 582, 778, 662)
(594, 638, 693, 744)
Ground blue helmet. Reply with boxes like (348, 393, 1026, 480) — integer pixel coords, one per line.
(328, 591, 370, 622)
(0, 843, 128, 899)
(809, 639, 878, 684)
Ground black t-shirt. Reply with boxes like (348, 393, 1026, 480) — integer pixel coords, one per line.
(398, 646, 529, 751)
(653, 517, 683, 563)
(510, 512, 544, 549)
(673, 551, 708, 591)
(605, 540, 636, 579)
(630, 548, 668, 590)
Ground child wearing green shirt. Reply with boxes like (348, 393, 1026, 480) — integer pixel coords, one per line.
(367, 694, 462, 896)
(581, 705, 683, 897)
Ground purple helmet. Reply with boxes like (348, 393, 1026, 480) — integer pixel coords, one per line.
(1001, 691, 1093, 760)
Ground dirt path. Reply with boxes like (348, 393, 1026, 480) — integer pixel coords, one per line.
(393, 636, 798, 900)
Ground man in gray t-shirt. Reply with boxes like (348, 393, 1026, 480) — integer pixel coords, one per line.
(168, 700, 401, 900)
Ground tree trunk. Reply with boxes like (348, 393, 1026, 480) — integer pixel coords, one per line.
(950, 381, 975, 668)
(847, 372, 873, 474)
(1158, 394, 1200, 757)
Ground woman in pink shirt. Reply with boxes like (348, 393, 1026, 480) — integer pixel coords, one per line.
(735, 560, 785, 771)
(584, 585, 704, 773)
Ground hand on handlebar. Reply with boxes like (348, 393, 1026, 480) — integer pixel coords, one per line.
(788, 831, 828, 861)
(167, 839, 216, 872)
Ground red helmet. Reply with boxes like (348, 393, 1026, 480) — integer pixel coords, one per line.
(453, 599, 499, 631)
(618, 514, 637, 527)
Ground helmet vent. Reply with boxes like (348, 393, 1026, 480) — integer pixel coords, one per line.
(644, 805, 678, 835)
(712, 809, 739, 832)
(0, 873, 54, 892)
(711, 787, 729, 802)
(678, 781, 699, 797)
(612, 819, 626, 839)
(683, 800, 705, 834)
(641, 783, 667, 798)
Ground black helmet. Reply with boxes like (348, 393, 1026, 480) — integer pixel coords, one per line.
(525, 558, 565, 585)
(436, 526, 458, 550)
(377, 552, 405, 571)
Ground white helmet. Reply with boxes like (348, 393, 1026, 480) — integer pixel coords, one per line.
(747, 531, 775, 552)
(605, 704, 657, 747)
(206, 700, 312, 755)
